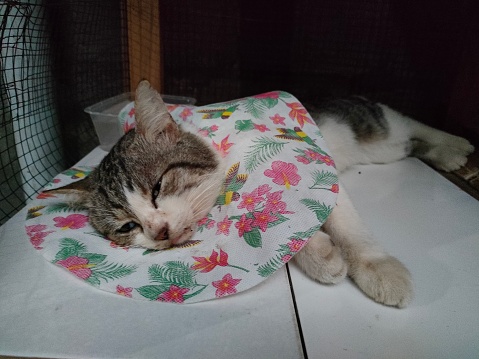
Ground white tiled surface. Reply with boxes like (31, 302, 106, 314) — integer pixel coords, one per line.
(1, 149, 478, 358)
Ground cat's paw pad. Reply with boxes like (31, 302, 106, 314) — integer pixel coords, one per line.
(352, 256, 413, 308)
(294, 231, 348, 285)
(443, 135, 475, 155)
(429, 146, 471, 172)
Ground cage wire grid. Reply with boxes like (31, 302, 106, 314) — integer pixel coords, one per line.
(1, 0, 477, 225)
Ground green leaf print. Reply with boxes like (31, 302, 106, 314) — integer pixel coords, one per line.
(300, 199, 333, 223)
(309, 170, 338, 190)
(244, 137, 286, 172)
(55, 238, 87, 261)
(257, 254, 284, 277)
(235, 119, 255, 132)
(136, 284, 170, 300)
(149, 261, 197, 288)
(244, 98, 268, 118)
(44, 202, 87, 214)
(244, 227, 262, 248)
(90, 261, 137, 283)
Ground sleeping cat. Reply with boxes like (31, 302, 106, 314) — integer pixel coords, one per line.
(47, 80, 474, 308)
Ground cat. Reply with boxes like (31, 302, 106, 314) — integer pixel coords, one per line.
(46, 81, 474, 308)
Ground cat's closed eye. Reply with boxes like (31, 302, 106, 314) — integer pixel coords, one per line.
(152, 180, 162, 202)
(117, 221, 139, 233)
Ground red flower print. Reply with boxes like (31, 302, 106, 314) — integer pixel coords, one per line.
(128, 107, 135, 117)
(264, 161, 301, 189)
(212, 135, 234, 158)
(331, 184, 339, 193)
(110, 242, 129, 251)
(265, 191, 291, 214)
(212, 273, 242, 297)
(116, 285, 133, 297)
(37, 191, 56, 199)
(157, 285, 189, 303)
(270, 113, 286, 125)
(285, 102, 314, 128)
(166, 104, 179, 112)
(25, 224, 53, 249)
(238, 190, 263, 212)
(53, 214, 89, 230)
(57, 256, 93, 280)
(295, 155, 310, 164)
(179, 107, 193, 121)
(254, 124, 270, 132)
(192, 249, 229, 273)
(254, 91, 280, 100)
(123, 121, 136, 133)
(235, 214, 254, 237)
(305, 149, 322, 161)
(287, 239, 306, 253)
(318, 154, 335, 167)
(252, 210, 278, 232)
(216, 216, 233, 235)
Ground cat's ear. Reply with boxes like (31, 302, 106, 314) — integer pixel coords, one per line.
(43, 176, 94, 205)
(134, 80, 180, 144)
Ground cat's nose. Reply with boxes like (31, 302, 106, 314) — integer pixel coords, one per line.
(154, 226, 169, 241)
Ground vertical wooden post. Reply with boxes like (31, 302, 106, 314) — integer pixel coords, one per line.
(127, 0, 162, 92)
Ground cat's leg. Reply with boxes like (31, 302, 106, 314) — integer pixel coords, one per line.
(318, 118, 412, 173)
(293, 230, 348, 284)
(380, 104, 475, 172)
(322, 183, 413, 308)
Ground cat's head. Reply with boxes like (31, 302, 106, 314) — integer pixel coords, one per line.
(47, 80, 224, 249)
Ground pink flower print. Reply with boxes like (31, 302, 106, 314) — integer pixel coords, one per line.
(287, 239, 306, 253)
(254, 91, 280, 100)
(238, 190, 263, 212)
(305, 149, 322, 161)
(192, 249, 229, 273)
(252, 210, 278, 232)
(318, 154, 335, 167)
(179, 107, 193, 121)
(282, 254, 292, 263)
(216, 216, 233, 235)
(257, 184, 272, 196)
(295, 155, 310, 165)
(264, 161, 301, 189)
(270, 113, 286, 125)
(128, 107, 135, 117)
(25, 224, 53, 249)
(254, 124, 270, 132)
(57, 256, 93, 280)
(157, 285, 189, 303)
(53, 214, 89, 230)
(265, 191, 291, 214)
(210, 125, 219, 131)
(198, 129, 209, 137)
(166, 104, 179, 112)
(331, 184, 339, 193)
(116, 285, 133, 297)
(110, 242, 129, 251)
(37, 191, 56, 199)
(212, 273, 242, 297)
(123, 120, 136, 133)
(212, 135, 234, 158)
(235, 214, 254, 237)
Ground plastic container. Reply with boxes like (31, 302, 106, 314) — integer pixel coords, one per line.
(85, 92, 196, 151)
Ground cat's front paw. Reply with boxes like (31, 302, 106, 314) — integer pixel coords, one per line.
(351, 255, 413, 308)
(428, 145, 473, 172)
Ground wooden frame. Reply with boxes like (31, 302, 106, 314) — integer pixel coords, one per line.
(127, 0, 162, 92)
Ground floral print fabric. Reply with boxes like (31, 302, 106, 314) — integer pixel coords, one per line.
(25, 91, 338, 303)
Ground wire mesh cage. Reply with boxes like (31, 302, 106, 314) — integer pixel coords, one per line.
(1, 0, 478, 225)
